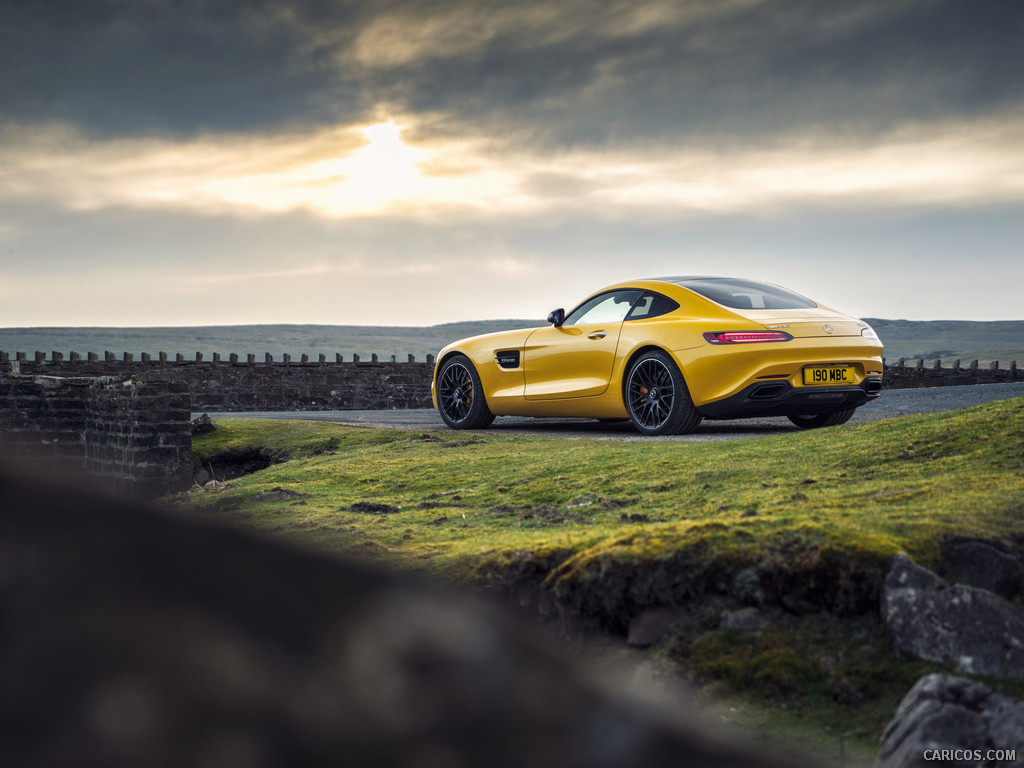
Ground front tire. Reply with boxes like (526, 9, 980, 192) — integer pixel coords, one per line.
(787, 408, 856, 429)
(436, 355, 495, 429)
(624, 350, 702, 436)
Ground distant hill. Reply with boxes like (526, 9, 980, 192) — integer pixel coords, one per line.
(0, 321, 547, 362)
(864, 319, 1024, 365)
(1, 319, 1022, 365)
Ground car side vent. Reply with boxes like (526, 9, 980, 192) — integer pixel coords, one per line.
(495, 350, 520, 369)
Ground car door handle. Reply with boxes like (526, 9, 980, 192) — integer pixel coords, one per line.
(588, 331, 607, 339)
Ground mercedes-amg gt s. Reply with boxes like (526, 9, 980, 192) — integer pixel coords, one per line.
(432, 277, 883, 435)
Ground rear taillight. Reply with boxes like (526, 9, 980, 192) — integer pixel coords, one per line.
(703, 331, 793, 344)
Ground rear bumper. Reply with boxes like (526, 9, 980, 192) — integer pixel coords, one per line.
(697, 377, 882, 420)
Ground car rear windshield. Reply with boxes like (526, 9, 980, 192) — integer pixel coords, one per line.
(677, 278, 818, 310)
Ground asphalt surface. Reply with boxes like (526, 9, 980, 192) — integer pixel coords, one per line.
(201, 381, 1024, 443)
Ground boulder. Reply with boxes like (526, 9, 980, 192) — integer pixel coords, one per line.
(627, 607, 677, 647)
(882, 554, 1024, 681)
(0, 465, 822, 768)
(940, 539, 1024, 600)
(720, 607, 768, 631)
(876, 673, 1024, 768)
(190, 412, 218, 435)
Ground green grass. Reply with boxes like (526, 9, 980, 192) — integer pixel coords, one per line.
(169, 399, 1024, 763)
(181, 399, 1024, 582)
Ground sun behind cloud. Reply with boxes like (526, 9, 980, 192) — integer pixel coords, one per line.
(331, 121, 431, 210)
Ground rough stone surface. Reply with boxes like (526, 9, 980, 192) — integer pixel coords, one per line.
(8, 357, 435, 411)
(733, 567, 767, 606)
(0, 468, 823, 768)
(941, 539, 1024, 600)
(720, 607, 768, 631)
(0, 374, 191, 496)
(882, 554, 1024, 681)
(626, 607, 676, 647)
(190, 412, 218, 435)
(6, 355, 1019, 415)
(876, 673, 1024, 768)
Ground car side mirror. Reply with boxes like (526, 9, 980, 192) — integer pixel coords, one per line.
(547, 308, 565, 327)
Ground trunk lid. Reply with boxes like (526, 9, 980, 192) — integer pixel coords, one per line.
(730, 307, 868, 338)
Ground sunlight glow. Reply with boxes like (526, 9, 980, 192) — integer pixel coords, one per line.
(329, 121, 432, 211)
(3, 114, 1024, 221)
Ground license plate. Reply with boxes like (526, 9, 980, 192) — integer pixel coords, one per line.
(803, 365, 855, 385)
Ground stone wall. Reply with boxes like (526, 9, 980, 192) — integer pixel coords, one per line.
(2, 351, 1020, 413)
(2, 353, 435, 411)
(881, 358, 1020, 388)
(0, 372, 192, 496)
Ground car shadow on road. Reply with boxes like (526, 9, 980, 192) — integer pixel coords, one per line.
(477, 416, 799, 441)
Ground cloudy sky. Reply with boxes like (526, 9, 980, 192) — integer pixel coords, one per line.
(2, 0, 1023, 327)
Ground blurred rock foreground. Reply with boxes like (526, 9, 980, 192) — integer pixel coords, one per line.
(0, 466, 821, 768)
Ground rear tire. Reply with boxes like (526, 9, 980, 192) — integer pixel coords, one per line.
(436, 355, 494, 429)
(787, 408, 856, 429)
(624, 350, 702, 436)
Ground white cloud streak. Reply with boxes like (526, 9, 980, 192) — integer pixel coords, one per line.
(3, 112, 1024, 225)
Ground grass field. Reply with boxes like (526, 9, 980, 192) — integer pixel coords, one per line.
(170, 399, 1024, 764)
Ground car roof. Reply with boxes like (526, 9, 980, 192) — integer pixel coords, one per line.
(648, 276, 741, 284)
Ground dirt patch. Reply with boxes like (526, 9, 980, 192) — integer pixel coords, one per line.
(254, 487, 310, 502)
(418, 500, 471, 510)
(349, 501, 402, 515)
(309, 437, 341, 456)
(197, 447, 281, 482)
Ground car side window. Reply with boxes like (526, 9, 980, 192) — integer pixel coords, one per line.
(626, 292, 679, 320)
(564, 290, 643, 326)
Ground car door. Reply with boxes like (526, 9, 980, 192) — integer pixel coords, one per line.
(523, 290, 642, 400)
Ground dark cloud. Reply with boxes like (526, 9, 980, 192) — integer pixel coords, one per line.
(0, 0, 367, 136)
(388, 0, 1024, 148)
(3, 0, 1022, 144)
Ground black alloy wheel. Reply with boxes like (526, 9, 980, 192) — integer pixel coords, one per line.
(787, 408, 856, 429)
(624, 350, 702, 436)
(436, 355, 494, 429)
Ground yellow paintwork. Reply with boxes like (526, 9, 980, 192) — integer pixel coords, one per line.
(431, 278, 884, 419)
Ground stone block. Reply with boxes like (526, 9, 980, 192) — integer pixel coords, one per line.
(877, 674, 1024, 768)
(940, 540, 1024, 599)
(882, 554, 1024, 681)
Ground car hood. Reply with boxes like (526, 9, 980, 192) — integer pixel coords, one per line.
(439, 326, 538, 355)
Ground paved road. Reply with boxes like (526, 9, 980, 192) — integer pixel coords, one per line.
(201, 382, 1024, 443)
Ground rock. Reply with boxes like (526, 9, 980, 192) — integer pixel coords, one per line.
(829, 678, 862, 704)
(0, 466, 825, 768)
(940, 539, 1024, 600)
(876, 673, 1024, 768)
(882, 554, 1024, 681)
(627, 607, 676, 647)
(733, 567, 766, 606)
(190, 412, 217, 435)
(720, 607, 768, 631)
(781, 592, 821, 615)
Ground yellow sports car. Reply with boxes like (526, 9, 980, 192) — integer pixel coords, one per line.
(432, 277, 883, 435)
